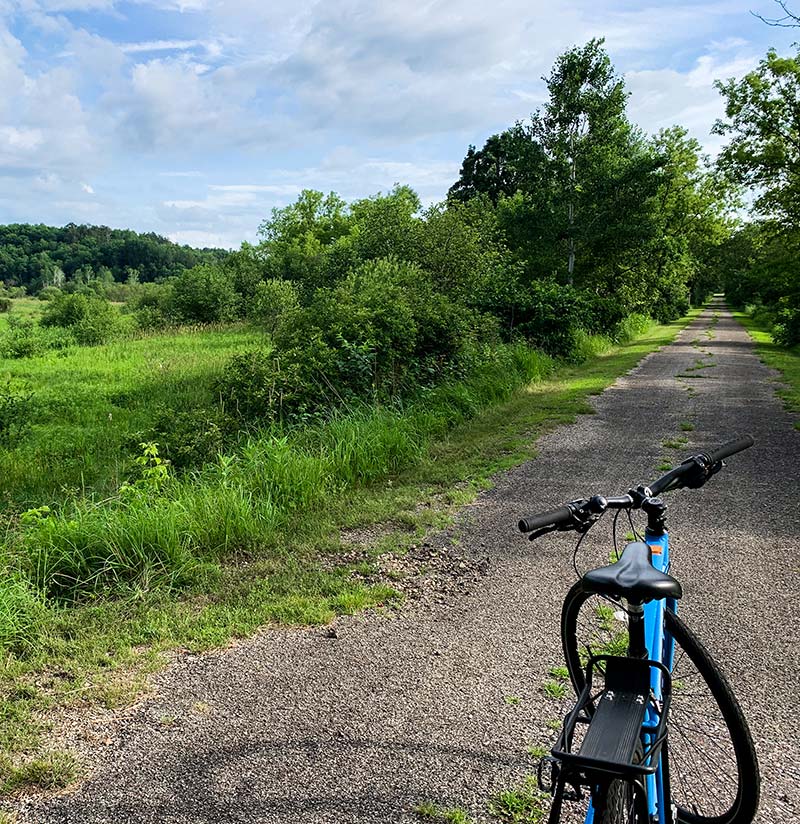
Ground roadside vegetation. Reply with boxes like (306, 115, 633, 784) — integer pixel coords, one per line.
(711, 39, 800, 420)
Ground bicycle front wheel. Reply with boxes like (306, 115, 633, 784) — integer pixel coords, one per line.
(561, 583, 760, 824)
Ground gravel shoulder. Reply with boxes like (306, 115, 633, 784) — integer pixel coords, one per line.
(13, 300, 799, 824)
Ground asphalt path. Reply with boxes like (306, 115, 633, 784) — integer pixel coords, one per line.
(15, 299, 799, 823)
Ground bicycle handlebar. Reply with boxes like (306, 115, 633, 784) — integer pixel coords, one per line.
(518, 506, 573, 534)
(518, 436, 754, 534)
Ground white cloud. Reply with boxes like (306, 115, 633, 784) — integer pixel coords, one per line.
(626, 47, 760, 154)
(120, 39, 209, 54)
(81, 182, 94, 193)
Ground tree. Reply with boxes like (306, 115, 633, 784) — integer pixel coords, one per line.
(532, 38, 644, 285)
(714, 47, 800, 223)
(448, 124, 549, 205)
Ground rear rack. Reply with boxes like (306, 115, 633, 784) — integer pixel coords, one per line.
(552, 654, 672, 777)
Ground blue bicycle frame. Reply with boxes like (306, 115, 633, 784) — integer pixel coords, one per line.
(583, 528, 675, 824)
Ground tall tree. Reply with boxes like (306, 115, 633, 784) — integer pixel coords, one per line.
(532, 39, 655, 283)
(714, 47, 800, 224)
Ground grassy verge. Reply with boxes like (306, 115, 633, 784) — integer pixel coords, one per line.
(734, 311, 800, 429)
(0, 311, 696, 796)
(0, 323, 264, 503)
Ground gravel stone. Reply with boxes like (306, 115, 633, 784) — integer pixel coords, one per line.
(11, 300, 799, 823)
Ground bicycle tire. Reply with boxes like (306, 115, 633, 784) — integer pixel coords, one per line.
(561, 582, 760, 824)
(598, 780, 644, 824)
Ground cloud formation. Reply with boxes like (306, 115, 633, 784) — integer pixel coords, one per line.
(0, 0, 795, 247)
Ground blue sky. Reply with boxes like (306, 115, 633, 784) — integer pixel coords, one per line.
(0, 0, 796, 249)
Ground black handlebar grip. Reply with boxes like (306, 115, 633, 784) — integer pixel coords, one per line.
(709, 435, 755, 464)
(518, 506, 572, 533)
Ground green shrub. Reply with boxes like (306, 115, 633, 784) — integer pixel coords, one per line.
(170, 264, 239, 324)
(40, 293, 118, 345)
(127, 282, 175, 330)
(773, 299, 800, 347)
(0, 379, 34, 447)
(147, 406, 227, 470)
(250, 278, 300, 332)
(220, 258, 497, 424)
(0, 318, 75, 358)
(36, 286, 62, 302)
(514, 281, 590, 359)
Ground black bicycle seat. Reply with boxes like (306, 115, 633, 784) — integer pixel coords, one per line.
(582, 542, 682, 603)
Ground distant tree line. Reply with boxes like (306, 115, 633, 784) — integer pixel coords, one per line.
(0, 223, 227, 292)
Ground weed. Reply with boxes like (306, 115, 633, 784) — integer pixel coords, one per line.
(546, 718, 562, 731)
(504, 695, 521, 706)
(548, 665, 569, 681)
(679, 422, 694, 432)
(657, 461, 673, 472)
(541, 681, 566, 699)
(488, 775, 548, 823)
(0, 750, 77, 793)
(415, 802, 472, 823)
(662, 437, 688, 450)
(527, 744, 548, 760)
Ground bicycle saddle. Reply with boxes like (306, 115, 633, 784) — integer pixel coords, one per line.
(582, 542, 682, 603)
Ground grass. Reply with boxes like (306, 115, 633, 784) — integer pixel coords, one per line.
(415, 802, 473, 823)
(488, 776, 548, 823)
(735, 311, 800, 430)
(541, 681, 566, 699)
(0, 322, 265, 504)
(0, 309, 697, 792)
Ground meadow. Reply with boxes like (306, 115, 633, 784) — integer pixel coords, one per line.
(0, 313, 264, 504)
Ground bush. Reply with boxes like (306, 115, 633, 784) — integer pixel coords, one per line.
(0, 298, 10, 313)
(40, 293, 118, 345)
(127, 282, 175, 330)
(170, 264, 239, 324)
(250, 278, 300, 332)
(219, 258, 498, 424)
(773, 297, 800, 347)
(37, 286, 62, 301)
(514, 281, 590, 359)
(0, 318, 75, 358)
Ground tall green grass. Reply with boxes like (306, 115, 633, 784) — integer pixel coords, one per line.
(0, 324, 263, 503)
(3, 343, 555, 617)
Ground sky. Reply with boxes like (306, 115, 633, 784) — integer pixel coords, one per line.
(0, 0, 797, 249)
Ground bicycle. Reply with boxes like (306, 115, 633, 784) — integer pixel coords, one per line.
(518, 436, 761, 824)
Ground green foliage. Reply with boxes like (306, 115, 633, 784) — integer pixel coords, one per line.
(40, 292, 118, 345)
(0, 574, 49, 655)
(128, 281, 175, 329)
(0, 222, 226, 292)
(221, 258, 497, 423)
(37, 286, 62, 301)
(250, 278, 300, 331)
(715, 46, 800, 223)
(0, 379, 33, 447)
(170, 264, 239, 324)
(0, 317, 74, 358)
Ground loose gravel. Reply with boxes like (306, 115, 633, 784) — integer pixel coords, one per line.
(12, 300, 799, 823)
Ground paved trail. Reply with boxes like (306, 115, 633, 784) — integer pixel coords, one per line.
(17, 301, 799, 823)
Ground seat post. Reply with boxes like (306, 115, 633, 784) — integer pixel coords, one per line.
(627, 601, 648, 659)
